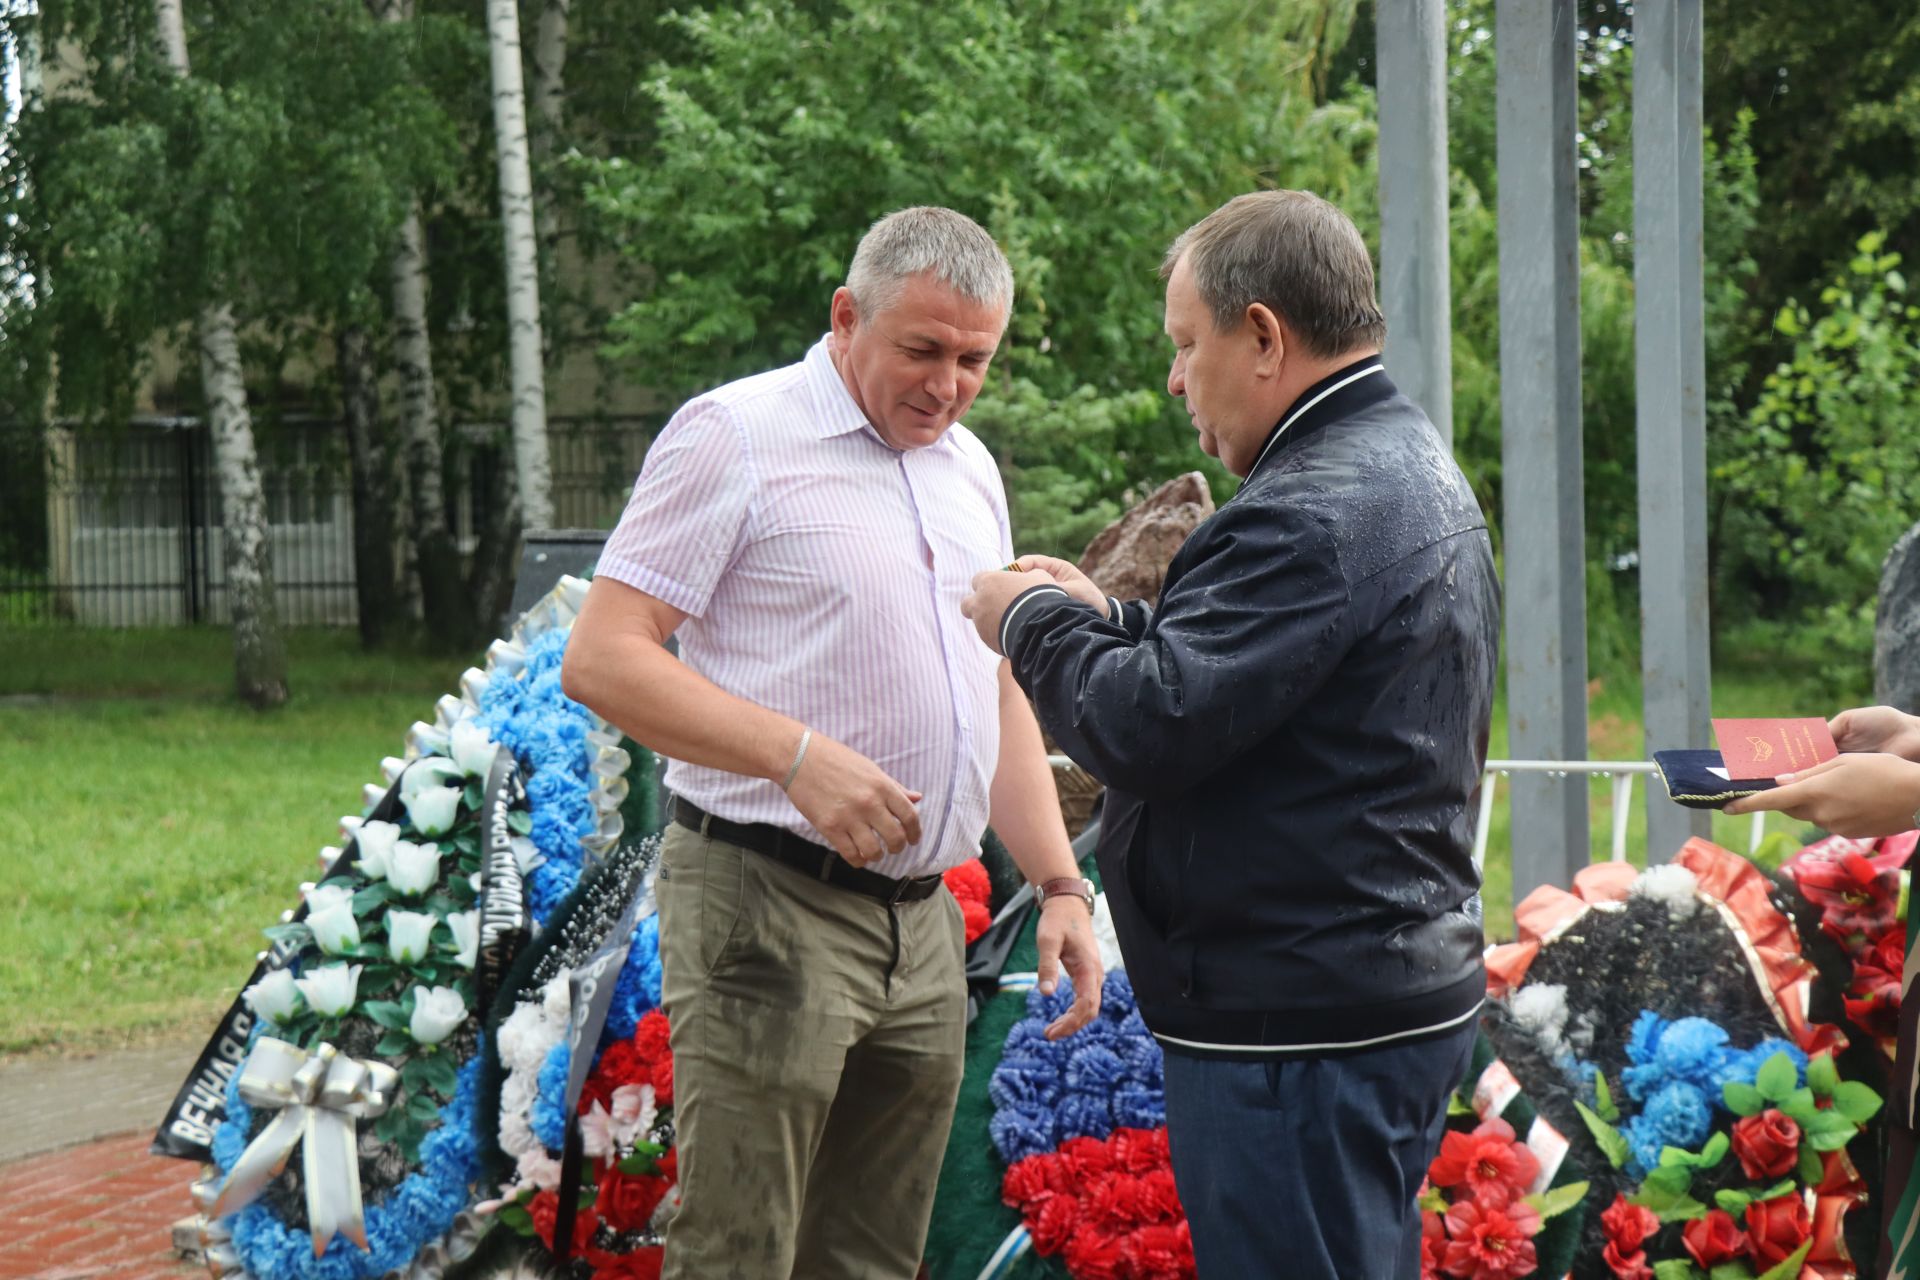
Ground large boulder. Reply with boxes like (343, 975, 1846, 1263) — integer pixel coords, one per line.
(1076, 471, 1214, 605)
(1877, 521, 1920, 713)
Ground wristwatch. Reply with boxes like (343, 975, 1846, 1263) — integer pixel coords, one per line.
(1033, 876, 1097, 914)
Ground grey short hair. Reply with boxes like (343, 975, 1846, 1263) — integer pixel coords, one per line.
(845, 206, 1013, 325)
(1162, 190, 1386, 358)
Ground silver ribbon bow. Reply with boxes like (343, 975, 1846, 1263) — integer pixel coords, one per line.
(208, 1038, 400, 1257)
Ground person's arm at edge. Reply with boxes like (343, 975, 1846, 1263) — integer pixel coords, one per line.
(988, 659, 1103, 1040)
(561, 575, 923, 864)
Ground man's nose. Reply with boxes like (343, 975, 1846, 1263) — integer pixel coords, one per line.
(927, 362, 959, 404)
(1167, 356, 1185, 398)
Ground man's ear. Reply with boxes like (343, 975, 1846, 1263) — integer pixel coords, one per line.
(829, 286, 859, 346)
(1247, 302, 1287, 377)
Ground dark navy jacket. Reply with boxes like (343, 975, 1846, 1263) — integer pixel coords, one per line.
(1000, 358, 1500, 1058)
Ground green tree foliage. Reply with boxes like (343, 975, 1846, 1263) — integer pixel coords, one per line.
(575, 0, 1372, 554)
(0, 0, 465, 424)
(1714, 233, 1920, 683)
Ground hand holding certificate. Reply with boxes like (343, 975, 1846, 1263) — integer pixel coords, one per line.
(1676, 705, 1920, 838)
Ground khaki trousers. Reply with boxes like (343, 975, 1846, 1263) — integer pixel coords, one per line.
(655, 822, 968, 1280)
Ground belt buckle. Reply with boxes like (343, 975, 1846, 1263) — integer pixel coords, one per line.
(886, 876, 913, 906)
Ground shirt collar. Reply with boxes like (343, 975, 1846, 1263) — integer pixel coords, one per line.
(803, 336, 875, 439)
(1245, 355, 1394, 478)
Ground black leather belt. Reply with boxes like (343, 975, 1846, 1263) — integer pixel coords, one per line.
(672, 798, 945, 904)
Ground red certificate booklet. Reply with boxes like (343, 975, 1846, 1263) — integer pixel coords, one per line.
(1710, 717, 1838, 782)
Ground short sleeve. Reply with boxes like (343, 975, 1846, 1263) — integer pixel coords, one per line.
(594, 401, 755, 618)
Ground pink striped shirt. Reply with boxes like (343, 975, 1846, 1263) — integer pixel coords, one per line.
(596, 336, 1014, 876)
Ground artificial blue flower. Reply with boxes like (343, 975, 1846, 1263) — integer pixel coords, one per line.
(1626, 1080, 1713, 1176)
(531, 1038, 573, 1151)
(1626, 1010, 1669, 1065)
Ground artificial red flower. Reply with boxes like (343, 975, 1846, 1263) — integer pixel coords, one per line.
(1109, 1127, 1171, 1173)
(635, 1009, 671, 1062)
(1599, 1192, 1659, 1253)
(1002, 1152, 1068, 1211)
(1601, 1242, 1653, 1280)
(1120, 1222, 1196, 1279)
(1682, 1208, 1748, 1268)
(1428, 1118, 1540, 1207)
(1745, 1192, 1813, 1272)
(594, 1168, 671, 1233)
(528, 1189, 601, 1254)
(1421, 1208, 1446, 1280)
(1060, 1134, 1116, 1181)
(651, 1055, 674, 1106)
(654, 1148, 678, 1185)
(1440, 1198, 1540, 1279)
(1731, 1109, 1802, 1181)
(1031, 1192, 1081, 1255)
(959, 897, 993, 943)
(582, 1245, 664, 1280)
(1062, 1224, 1126, 1280)
(582, 1040, 647, 1110)
(1787, 842, 1905, 948)
(1845, 928, 1905, 1042)
(943, 858, 991, 905)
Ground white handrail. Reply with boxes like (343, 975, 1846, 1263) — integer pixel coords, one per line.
(1048, 753, 1768, 869)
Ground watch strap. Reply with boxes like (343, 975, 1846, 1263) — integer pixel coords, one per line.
(1034, 876, 1096, 912)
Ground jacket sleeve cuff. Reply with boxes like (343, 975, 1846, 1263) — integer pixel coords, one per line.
(998, 584, 1072, 656)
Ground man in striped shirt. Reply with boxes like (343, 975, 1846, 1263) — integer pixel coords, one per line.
(563, 206, 1103, 1279)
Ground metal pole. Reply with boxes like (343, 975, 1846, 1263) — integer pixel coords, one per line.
(1496, 0, 1589, 907)
(1376, 0, 1455, 443)
(1636, 0, 1712, 861)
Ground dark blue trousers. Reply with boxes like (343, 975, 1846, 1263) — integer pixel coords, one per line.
(1161, 1018, 1477, 1279)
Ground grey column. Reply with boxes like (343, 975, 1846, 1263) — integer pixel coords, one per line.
(1497, 0, 1589, 907)
(1377, 0, 1454, 443)
(1635, 0, 1712, 860)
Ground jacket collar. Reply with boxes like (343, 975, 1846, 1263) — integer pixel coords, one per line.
(1244, 355, 1394, 480)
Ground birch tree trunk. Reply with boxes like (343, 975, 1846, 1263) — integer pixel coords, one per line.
(390, 194, 468, 633)
(338, 324, 399, 648)
(155, 0, 288, 707)
(530, 0, 570, 288)
(487, 0, 553, 531)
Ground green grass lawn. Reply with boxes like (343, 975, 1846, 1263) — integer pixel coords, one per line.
(1, 628, 468, 1053)
(0, 622, 1862, 1053)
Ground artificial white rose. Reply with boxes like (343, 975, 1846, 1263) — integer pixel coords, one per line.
(450, 719, 499, 779)
(243, 968, 305, 1025)
(399, 755, 464, 802)
(409, 985, 468, 1046)
(509, 835, 543, 874)
(386, 910, 438, 965)
(353, 819, 402, 881)
(304, 882, 355, 916)
(406, 785, 462, 838)
(309, 901, 362, 955)
(446, 910, 480, 969)
(294, 963, 363, 1018)
(388, 841, 442, 897)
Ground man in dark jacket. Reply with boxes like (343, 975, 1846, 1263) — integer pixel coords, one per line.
(962, 189, 1500, 1278)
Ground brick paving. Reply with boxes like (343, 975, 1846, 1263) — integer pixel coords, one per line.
(0, 1134, 202, 1280)
(0, 1044, 207, 1280)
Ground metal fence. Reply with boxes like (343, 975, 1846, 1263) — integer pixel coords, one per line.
(0, 416, 653, 627)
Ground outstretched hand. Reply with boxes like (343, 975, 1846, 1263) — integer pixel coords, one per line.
(1829, 705, 1920, 763)
(1035, 897, 1104, 1040)
(1011, 554, 1108, 613)
(960, 567, 1061, 656)
(1723, 751, 1920, 839)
